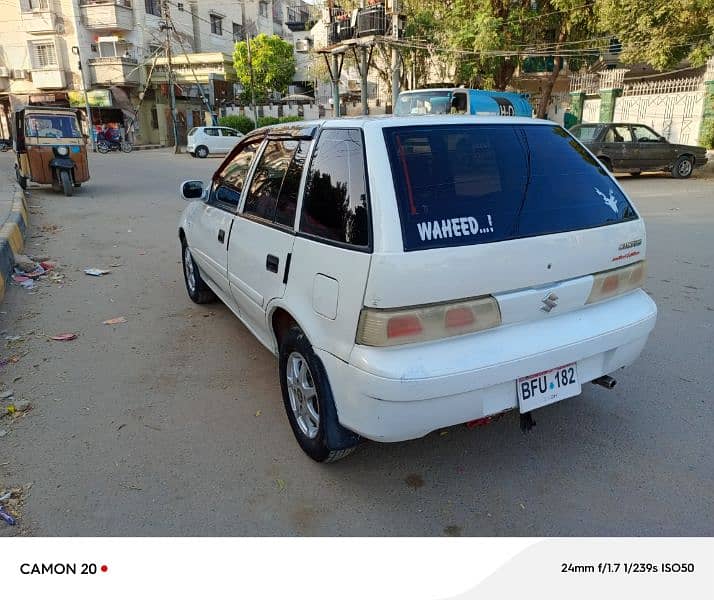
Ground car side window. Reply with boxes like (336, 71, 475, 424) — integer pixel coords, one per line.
(275, 141, 310, 227)
(210, 184, 241, 212)
(222, 128, 240, 137)
(300, 129, 370, 248)
(631, 125, 660, 142)
(243, 139, 296, 221)
(204, 127, 220, 137)
(612, 126, 632, 142)
(219, 139, 261, 193)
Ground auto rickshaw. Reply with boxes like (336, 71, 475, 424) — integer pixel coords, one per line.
(14, 106, 90, 196)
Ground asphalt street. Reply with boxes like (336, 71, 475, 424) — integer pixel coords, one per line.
(0, 149, 712, 536)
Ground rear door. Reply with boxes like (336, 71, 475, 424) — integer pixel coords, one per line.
(227, 138, 308, 344)
(203, 127, 221, 153)
(600, 125, 635, 170)
(367, 123, 643, 320)
(220, 127, 241, 152)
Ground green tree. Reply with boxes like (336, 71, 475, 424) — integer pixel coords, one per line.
(596, 0, 714, 69)
(530, 0, 599, 118)
(444, 0, 598, 116)
(399, 3, 453, 88)
(233, 34, 296, 102)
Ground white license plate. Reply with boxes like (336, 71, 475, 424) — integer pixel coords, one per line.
(517, 362, 581, 413)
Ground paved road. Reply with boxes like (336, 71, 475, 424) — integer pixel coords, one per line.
(1, 150, 712, 536)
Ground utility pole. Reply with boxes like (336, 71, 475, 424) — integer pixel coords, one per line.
(390, 0, 400, 110)
(160, 0, 180, 153)
(239, 1, 259, 129)
(72, 46, 95, 152)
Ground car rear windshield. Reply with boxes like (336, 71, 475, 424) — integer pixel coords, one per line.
(383, 124, 637, 251)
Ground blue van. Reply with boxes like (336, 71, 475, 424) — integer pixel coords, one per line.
(394, 88, 532, 118)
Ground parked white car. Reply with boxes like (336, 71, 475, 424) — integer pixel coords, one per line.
(178, 116, 657, 462)
(187, 126, 244, 158)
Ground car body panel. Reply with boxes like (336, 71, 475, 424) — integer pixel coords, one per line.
(227, 216, 296, 345)
(320, 290, 656, 441)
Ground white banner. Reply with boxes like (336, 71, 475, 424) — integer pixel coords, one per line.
(0, 538, 711, 598)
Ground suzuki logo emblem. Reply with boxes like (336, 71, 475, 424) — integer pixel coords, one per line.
(541, 292, 559, 313)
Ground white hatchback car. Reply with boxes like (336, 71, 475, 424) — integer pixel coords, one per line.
(178, 116, 657, 462)
(187, 126, 244, 158)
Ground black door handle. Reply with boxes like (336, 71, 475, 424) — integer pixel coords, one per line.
(266, 254, 279, 273)
(218, 229, 225, 243)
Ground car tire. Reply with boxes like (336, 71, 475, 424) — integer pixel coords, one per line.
(598, 157, 612, 172)
(15, 167, 27, 190)
(60, 170, 73, 196)
(181, 242, 216, 304)
(195, 145, 209, 159)
(279, 326, 358, 463)
(672, 156, 693, 179)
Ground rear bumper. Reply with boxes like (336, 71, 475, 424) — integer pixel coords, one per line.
(317, 289, 657, 442)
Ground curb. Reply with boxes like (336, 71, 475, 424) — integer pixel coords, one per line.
(0, 184, 30, 304)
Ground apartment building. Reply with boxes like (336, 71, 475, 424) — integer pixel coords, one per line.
(0, 0, 311, 145)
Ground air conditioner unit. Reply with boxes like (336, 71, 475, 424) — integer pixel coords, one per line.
(0, 67, 10, 78)
(295, 39, 311, 52)
(12, 69, 29, 80)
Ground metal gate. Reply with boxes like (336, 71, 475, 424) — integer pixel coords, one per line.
(613, 80, 705, 145)
(582, 98, 601, 123)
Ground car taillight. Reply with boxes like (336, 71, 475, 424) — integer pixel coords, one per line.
(587, 260, 647, 304)
(356, 296, 501, 347)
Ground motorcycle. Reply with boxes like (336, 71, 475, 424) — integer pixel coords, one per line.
(96, 130, 132, 154)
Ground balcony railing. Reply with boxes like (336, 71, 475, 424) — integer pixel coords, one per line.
(31, 68, 66, 89)
(80, 0, 131, 7)
(81, 0, 133, 30)
(22, 8, 59, 34)
(88, 56, 140, 86)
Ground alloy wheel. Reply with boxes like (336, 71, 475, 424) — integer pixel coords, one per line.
(678, 159, 692, 177)
(286, 351, 320, 439)
(184, 246, 196, 293)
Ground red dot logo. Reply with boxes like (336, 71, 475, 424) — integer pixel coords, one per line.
(101, 565, 108, 573)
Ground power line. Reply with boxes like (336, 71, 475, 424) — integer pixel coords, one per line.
(387, 31, 714, 60)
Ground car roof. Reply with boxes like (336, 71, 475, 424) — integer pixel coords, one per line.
(574, 122, 652, 128)
(398, 88, 456, 94)
(258, 115, 552, 136)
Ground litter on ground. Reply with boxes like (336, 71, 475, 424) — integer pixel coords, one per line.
(103, 317, 127, 325)
(50, 333, 78, 341)
(84, 268, 110, 277)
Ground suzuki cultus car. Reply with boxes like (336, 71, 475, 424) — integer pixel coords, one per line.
(178, 116, 657, 462)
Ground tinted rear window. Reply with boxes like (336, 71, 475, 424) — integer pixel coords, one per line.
(384, 124, 637, 251)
